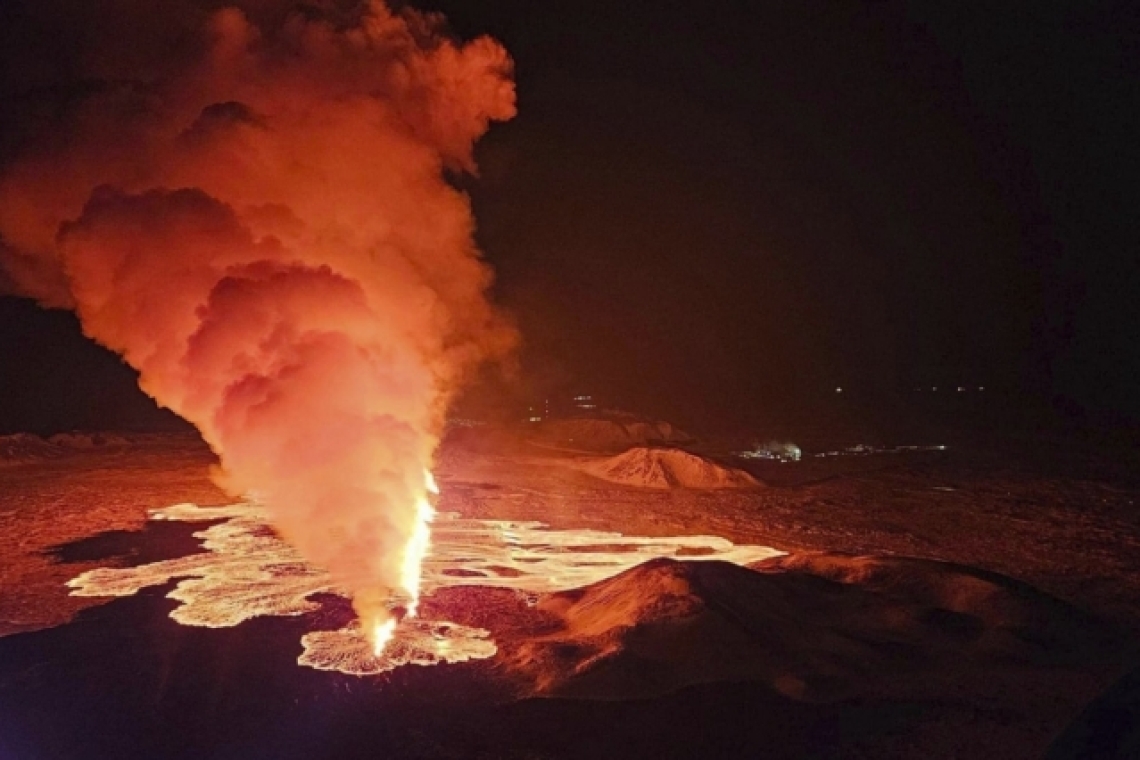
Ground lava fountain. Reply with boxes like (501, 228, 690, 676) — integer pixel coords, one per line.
(372, 468, 438, 656)
(0, 2, 516, 645)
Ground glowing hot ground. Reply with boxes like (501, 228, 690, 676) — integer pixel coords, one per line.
(67, 502, 784, 676)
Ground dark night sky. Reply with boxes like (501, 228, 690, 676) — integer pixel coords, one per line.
(2, 1, 1139, 433)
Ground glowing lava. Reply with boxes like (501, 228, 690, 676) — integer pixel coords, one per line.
(69, 498, 783, 676)
(372, 618, 397, 658)
(401, 470, 439, 618)
(369, 468, 439, 656)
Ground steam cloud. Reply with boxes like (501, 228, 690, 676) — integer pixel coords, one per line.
(0, 2, 516, 628)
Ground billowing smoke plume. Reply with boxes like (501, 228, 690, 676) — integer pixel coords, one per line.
(0, 2, 516, 629)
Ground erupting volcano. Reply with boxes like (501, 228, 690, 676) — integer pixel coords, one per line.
(2, 2, 1138, 759)
(0, 1, 516, 651)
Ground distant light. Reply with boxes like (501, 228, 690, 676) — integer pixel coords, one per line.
(835, 387, 843, 393)
(932, 387, 938, 392)
(957, 386, 965, 392)
(978, 386, 985, 391)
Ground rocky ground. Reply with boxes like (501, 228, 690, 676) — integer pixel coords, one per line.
(1, 426, 1138, 758)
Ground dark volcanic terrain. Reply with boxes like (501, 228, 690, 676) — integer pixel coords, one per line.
(1, 426, 1139, 758)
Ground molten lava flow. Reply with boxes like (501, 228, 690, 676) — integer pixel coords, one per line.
(0, 2, 516, 637)
(69, 499, 783, 676)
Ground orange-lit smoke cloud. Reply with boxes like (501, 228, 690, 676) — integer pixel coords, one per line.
(0, 2, 516, 627)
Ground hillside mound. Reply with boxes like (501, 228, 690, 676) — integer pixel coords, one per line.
(0, 434, 66, 463)
(585, 447, 758, 489)
(500, 555, 1132, 702)
(532, 417, 691, 452)
(47, 432, 133, 449)
(0, 431, 147, 465)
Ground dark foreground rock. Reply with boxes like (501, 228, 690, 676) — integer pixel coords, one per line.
(1, 523, 1136, 759)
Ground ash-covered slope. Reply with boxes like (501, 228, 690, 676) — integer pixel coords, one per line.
(502, 554, 1132, 703)
(584, 446, 759, 489)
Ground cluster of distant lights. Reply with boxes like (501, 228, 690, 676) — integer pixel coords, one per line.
(527, 395, 596, 423)
(738, 443, 947, 463)
(834, 387, 985, 393)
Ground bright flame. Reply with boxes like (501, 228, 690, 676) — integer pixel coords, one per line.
(372, 617, 397, 658)
(370, 469, 437, 656)
(400, 469, 438, 619)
